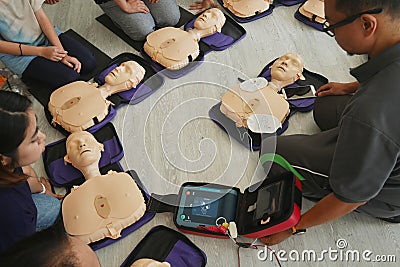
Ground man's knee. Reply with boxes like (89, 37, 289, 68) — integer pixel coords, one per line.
(124, 25, 154, 41)
(156, 12, 180, 27)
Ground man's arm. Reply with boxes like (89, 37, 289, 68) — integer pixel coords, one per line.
(260, 193, 366, 246)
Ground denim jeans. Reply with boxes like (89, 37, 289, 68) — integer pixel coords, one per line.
(31, 194, 61, 231)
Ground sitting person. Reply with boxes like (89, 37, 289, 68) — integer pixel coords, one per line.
(62, 131, 146, 244)
(144, 8, 226, 70)
(260, 0, 400, 246)
(0, 0, 96, 90)
(95, 0, 180, 41)
(48, 60, 145, 132)
(220, 52, 305, 132)
(223, 0, 271, 18)
(0, 91, 62, 253)
(0, 222, 101, 267)
(299, 0, 326, 24)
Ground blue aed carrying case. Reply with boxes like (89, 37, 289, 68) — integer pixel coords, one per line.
(121, 225, 207, 267)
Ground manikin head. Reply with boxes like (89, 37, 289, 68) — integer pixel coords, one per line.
(104, 61, 146, 88)
(131, 258, 171, 267)
(270, 53, 305, 85)
(64, 131, 104, 170)
(194, 8, 226, 32)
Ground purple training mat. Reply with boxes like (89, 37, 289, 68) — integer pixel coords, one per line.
(120, 225, 207, 267)
(294, 9, 324, 31)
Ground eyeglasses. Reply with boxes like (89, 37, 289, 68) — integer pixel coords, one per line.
(283, 86, 312, 98)
(323, 8, 383, 37)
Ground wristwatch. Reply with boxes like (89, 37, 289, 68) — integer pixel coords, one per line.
(290, 226, 306, 235)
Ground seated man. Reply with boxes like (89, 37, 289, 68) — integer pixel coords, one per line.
(143, 8, 226, 70)
(260, 0, 400, 246)
(220, 52, 305, 133)
(49, 61, 145, 132)
(62, 131, 146, 244)
(223, 0, 271, 18)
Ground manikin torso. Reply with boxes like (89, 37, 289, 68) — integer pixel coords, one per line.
(61, 131, 146, 244)
(223, 0, 271, 18)
(143, 8, 226, 70)
(48, 61, 145, 132)
(299, 0, 325, 23)
(220, 53, 305, 133)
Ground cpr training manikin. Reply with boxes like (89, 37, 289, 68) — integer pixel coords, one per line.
(49, 61, 145, 132)
(220, 53, 305, 133)
(62, 131, 146, 244)
(223, 0, 271, 18)
(144, 8, 226, 70)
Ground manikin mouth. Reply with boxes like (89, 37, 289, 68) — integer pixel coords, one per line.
(80, 149, 91, 155)
(278, 66, 286, 72)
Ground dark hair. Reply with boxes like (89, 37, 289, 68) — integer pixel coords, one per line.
(0, 221, 79, 267)
(0, 91, 32, 185)
(336, 0, 400, 18)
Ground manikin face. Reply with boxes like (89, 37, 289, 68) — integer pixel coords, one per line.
(131, 258, 171, 267)
(105, 61, 145, 86)
(270, 53, 304, 82)
(194, 8, 226, 30)
(15, 108, 46, 167)
(64, 131, 103, 168)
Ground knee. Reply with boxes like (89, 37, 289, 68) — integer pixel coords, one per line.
(155, 10, 180, 27)
(54, 69, 80, 88)
(124, 25, 154, 41)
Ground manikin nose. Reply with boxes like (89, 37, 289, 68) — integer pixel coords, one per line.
(79, 143, 86, 148)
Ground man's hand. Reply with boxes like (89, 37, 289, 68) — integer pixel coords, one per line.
(40, 46, 67, 62)
(189, 0, 218, 14)
(260, 229, 293, 246)
(316, 81, 359, 97)
(60, 55, 82, 73)
(44, 0, 60, 4)
(121, 0, 149, 14)
(148, 0, 160, 4)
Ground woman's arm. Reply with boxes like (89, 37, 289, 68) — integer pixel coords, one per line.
(34, 7, 81, 71)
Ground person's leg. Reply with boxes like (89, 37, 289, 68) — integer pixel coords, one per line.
(99, 1, 156, 41)
(22, 57, 82, 89)
(145, 0, 180, 27)
(313, 95, 352, 131)
(31, 194, 61, 231)
(261, 128, 339, 200)
(58, 33, 96, 74)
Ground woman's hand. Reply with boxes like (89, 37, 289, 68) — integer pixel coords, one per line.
(189, 0, 218, 13)
(121, 0, 149, 14)
(148, 0, 160, 4)
(41, 177, 64, 200)
(316, 81, 359, 97)
(39, 46, 67, 61)
(60, 55, 82, 73)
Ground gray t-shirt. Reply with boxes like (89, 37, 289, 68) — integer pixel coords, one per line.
(330, 42, 400, 218)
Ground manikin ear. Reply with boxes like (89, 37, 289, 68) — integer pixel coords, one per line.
(360, 14, 378, 37)
(99, 143, 104, 152)
(64, 155, 72, 165)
